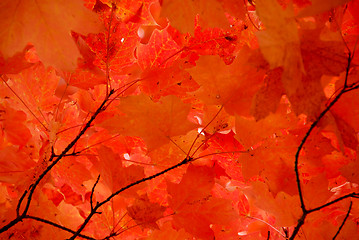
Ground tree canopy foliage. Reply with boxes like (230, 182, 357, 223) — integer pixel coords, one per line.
(1, 0, 359, 239)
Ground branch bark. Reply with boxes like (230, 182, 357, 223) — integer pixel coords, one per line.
(290, 51, 359, 239)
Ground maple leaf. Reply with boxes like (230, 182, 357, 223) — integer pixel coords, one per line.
(100, 0, 155, 23)
(86, 19, 139, 73)
(183, 17, 239, 65)
(137, 28, 181, 68)
(187, 55, 246, 105)
(238, 134, 299, 196)
(255, 0, 304, 97)
(0, 146, 35, 190)
(286, 28, 348, 119)
(251, 67, 284, 120)
(99, 94, 197, 150)
(7, 63, 60, 115)
(148, 129, 204, 167)
(160, 0, 229, 34)
(331, 80, 359, 135)
(127, 194, 166, 229)
(167, 164, 215, 209)
(0, 104, 32, 146)
(139, 61, 200, 100)
(93, 146, 145, 196)
(297, 0, 351, 17)
(341, 149, 359, 185)
(0, 0, 103, 71)
(201, 131, 245, 180)
(167, 164, 237, 239)
(242, 181, 302, 226)
(52, 156, 92, 196)
(302, 173, 333, 208)
(0, 46, 34, 74)
(146, 221, 192, 240)
(2, 0, 359, 239)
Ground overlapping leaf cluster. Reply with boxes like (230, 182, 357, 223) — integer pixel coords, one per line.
(1, 0, 359, 239)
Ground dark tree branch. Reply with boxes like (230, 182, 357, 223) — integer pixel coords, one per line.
(289, 213, 308, 240)
(16, 190, 27, 217)
(294, 53, 352, 213)
(290, 51, 358, 240)
(308, 193, 359, 213)
(25, 215, 95, 240)
(332, 201, 353, 240)
(0, 91, 114, 234)
(90, 175, 101, 211)
(21, 92, 113, 217)
(68, 157, 194, 240)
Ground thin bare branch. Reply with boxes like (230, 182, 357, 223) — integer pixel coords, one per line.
(68, 156, 193, 239)
(308, 193, 359, 213)
(0, 91, 114, 234)
(91, 175, 101, 211)
(1, 75, 48, 131)
(243, 214, 286, 238)
(25, 215, 95, 240)
(290, 47, 359, 239)
(186, 105, 224, 159)
(332, 201, 353, 240)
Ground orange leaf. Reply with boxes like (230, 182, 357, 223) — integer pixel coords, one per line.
(0, 104, 32, 146)
(172, 197, 237, 240)
(251, 67, 284, 120)
(243, 181, 301, 226)
(127, 194, 166, 229)
(184, 17, 239, 65)
(137, 28, 181, 69)
(302, 173, 333, 208)
(0, 0, 102, 71)
(341, 148, 359, 185)
(256, 0, 304, 97)
(187, 55, 246, 105)
(297, 0, 351, 18)
(160, 0, 229, 34)
(140, 62, 199, 100)
(167, 165, 236, 239)
(95, 146, 145, 196)
(86, 20, 139, 73)
(99, 94, 197, 150)
(0, 46, 33, 74)
(238, 135, 298, 196)
(52, 156, 92, 196)
(167, 164, 215, 209)
(147, 221, 192, 240)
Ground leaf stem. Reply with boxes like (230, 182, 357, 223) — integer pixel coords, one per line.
(0, 75, 48, 131)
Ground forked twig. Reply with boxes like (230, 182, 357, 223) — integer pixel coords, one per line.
(289, 49, 359, 239)
(0, 90, 114, 234)
(186, 105, 224, 159)
(25, 215, 95, 240)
